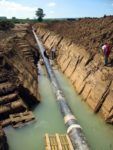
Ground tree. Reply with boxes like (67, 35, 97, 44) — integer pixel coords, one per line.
(35, 8, 45, 22)
(12, 17, 16, 20)
(103, 14, 107, 18)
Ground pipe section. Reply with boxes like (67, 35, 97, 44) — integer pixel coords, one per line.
(32, 29, 89, 150)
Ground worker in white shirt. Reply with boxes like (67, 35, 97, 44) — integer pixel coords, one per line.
(51, 47, 56, 60)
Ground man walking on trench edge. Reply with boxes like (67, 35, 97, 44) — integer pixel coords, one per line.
(102, 43, 111, 66)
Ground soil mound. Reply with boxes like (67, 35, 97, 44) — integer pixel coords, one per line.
(38, 16, 113, 55)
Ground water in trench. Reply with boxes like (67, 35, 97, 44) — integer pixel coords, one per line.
(54, 69, 113, 150)
(5, 65, 113, 150)
(4, 66, 66, 150)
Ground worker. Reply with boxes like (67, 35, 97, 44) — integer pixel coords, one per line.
(102, 43, 111, 66)
(33, 50, 40, 66)
(51, 47, 56, 60)
(44, 50, 49, 59)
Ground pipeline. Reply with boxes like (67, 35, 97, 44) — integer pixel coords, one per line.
(32, 29, 89, 150)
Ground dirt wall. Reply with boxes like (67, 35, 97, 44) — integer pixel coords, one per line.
(0, 126, 8, 150)
(36, 27, 113, 124)
(4, 49, 39, 102)
(2, 24, 40, 103)
(0, 24, 40, 128)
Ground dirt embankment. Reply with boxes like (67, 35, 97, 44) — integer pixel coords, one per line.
(37, 16, 113, 53)
(0, 126, 8, 150)
(35, 16, 113, 124)
(0, 24, 40, 127)
(0, 24, 41, 149)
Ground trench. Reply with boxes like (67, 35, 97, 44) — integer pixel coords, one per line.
(4, 63, 113, 150)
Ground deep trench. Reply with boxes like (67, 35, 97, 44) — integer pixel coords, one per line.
(4, 62, 113, 150)
(1, 28, 113, 150)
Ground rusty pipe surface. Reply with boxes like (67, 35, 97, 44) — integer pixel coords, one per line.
(32, 29, 90, 150)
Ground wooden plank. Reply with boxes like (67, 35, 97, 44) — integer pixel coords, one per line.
(66, 135, 74, 150)
(56, 134, 63, 150)
(45, 134, 51, 150)
(9, 111, 35, 128)
(45, 134, 74, 150)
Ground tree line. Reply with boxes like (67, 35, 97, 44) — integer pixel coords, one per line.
(0, 8, 45, 31)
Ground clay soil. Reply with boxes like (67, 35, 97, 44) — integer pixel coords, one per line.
(35, 17, 113, 124)
(37, 16, 113, 56)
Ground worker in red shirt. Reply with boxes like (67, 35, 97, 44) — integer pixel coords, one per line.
(102, 43, 111, 66)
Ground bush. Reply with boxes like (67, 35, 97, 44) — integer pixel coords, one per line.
(0, 20, 15, 31)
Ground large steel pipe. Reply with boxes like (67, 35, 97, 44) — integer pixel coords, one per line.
(32, 29, 89, 150)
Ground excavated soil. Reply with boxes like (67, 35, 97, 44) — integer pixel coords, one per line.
(35, 16, 113, 125)
(0, 126, 8, 150)
(0, 24, 40, 149)
(37, 16, 113, 51)
(0, 24, 40, 126)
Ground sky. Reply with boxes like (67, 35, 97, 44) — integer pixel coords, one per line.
(0, 0, 113, 19)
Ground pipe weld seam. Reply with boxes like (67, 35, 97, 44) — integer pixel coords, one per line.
(64, 115, 76, 124)
(67, 124, 82, 134)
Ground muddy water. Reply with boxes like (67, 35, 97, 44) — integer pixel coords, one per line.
(5, 66, 113, 150)
(4, 66, 66, 150)
(54, 69, 113, 150)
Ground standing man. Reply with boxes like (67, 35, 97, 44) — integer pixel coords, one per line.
(44, 50, 49, 59)
(102, 43, 111, 66)
(51, 47, 56, 60)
